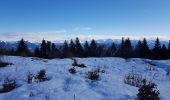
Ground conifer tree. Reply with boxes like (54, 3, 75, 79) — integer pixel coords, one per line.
(84, 41, 90, 57)
(75, 37, 83, 57)
(124, 38, 133, 58)
(34, 47, 40, 57)
(39, 39, 47, 58)
(89, 39, 98, 57)
(69, 39, 76, 57)
(106, 42, 117, 57)
(167, 40, 170, 59)
(141, 38, 150, 58)
(117, 37, 125, 57)
(63, 40, 69, 58)
(46, 41, 52, 58)
(16, 38, 30, 56)
(50, 43, 61, 58)
(152, 37, 161, 59)
(161, 44, 167, 59)
(135, 40, 142, 58)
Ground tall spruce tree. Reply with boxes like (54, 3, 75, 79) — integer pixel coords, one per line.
(84, 41, 90, 57)
(124, 38, 133, 58)
(75, 37, 83, 57)
(34, 47, 40, 57)
(16, 38, 30, 56)
(118, 37, 125, 57)
(89, 39, 98, 57)
(141, 38, 150, 58)
(46, 41, 52, 58)
(167, 40, 170, 59)
(152, 37, 161, 59)
(69, 39, 76, 57)
(106, 42, 117, 57)
(161, 44, 167, 59)
(50, 43, 61, 58)
(135, 40, 142, 58)
(39, 39, 47, 58)
(63, 40, 69, 58)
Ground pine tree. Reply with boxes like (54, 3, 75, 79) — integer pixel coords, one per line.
(34, 47, 40, 57)
(138, 81, 160, 100)
(89, 39, 98, 57)
(46, 41, 52, 58)
(75, 37, 83, 57)
(124, 38, 133, 58)
(16, 38, 30, 56)
(50, 43, 61, 58)
(69, 39, 76, 57)
(141, 38, 150, 58)
(161, 44, 167, 59)
(83, 41, 90, 57)
(152, 37, 162, 59)
(39, 39, 47, 58)
(135, 40, 142, 58)
(168, 40, 170, 59)
(117, 37, 125, 57)
(63, 40, 69, 58)
(106, 42, 117, 57)
(97, 45, 105, 57)
(168, 40, 170, 50)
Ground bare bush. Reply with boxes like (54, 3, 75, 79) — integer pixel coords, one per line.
(124, 72, 145, 87)
(87, 69, 100, 80)
(27, 72, 34, 84)
(35, 69, 47, 82)
(137, 81, 160, 100)
(27, 69, 48, 83)
(72, 59, 86, 68)
(0, 78, 16, 93)
(0, 56, 13, 67)
(68, 67, 76, 74)
(29, 91, 34, 97)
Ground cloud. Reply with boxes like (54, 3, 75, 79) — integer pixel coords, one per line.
(74, 27, 92, 32)
(0, 31, 169, 43)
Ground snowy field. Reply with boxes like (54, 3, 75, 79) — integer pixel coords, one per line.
(0, 56, 170, 100)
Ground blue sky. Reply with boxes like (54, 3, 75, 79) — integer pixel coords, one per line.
(0, 0, 170, 41)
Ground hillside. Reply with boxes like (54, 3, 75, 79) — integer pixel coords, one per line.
(0, 56, 170, 100)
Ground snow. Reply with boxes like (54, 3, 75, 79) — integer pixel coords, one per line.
(0, 56, 170, 100)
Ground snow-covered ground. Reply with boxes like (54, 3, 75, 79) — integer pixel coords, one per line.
(0, 56, 170, 100)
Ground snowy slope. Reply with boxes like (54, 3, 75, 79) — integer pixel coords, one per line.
(0, 56, 169, 100)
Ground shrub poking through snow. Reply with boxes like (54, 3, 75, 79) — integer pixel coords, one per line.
(0, 78, 16, 93)
(69, 67, 76, 74)
(124, 72, 144, 87)
(27, 72, 34, 84)
(77, 63, 86, 68)
(72, 59, 86, 68)
(87, 69, 100, 80)
(35, 69, 47, 82)
(0, 56, 13, 67)
(29, 91, 34, 97)
(27, 69, 48, 83)
(137, 80, 160, 100)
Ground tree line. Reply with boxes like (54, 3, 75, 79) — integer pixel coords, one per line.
(0, 37, 170, 60)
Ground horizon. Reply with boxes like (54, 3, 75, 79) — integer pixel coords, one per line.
(0, 0, 170, 41)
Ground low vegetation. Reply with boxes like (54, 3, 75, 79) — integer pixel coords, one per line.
(0, 56, 13, 67)
(87, 69, 100, 80)
(137, 80, 160, 100)
(72, 59, 86, 68)
(68, 67, 76, 74)
(124, 72, 145, 87)
(0, 78, 16, 93)
(27, 69, 48, 83)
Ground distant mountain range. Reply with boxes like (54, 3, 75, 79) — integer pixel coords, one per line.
(0, 39, 169, 51)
